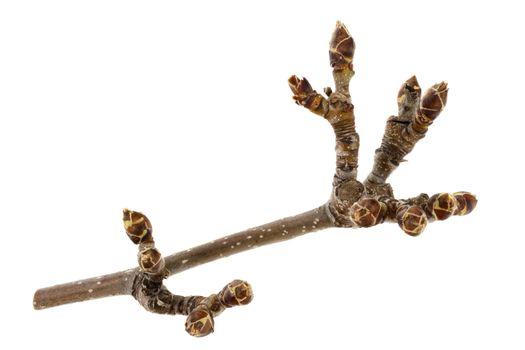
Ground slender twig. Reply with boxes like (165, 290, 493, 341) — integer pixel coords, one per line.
(33, 21, 477, 337)
(33, 205, 332, 309)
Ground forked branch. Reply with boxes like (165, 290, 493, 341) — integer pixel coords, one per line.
(33, 21, 477, 337)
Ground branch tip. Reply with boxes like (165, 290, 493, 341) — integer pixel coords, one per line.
(349, 198, 386, 227)
(220, 279, 254, 307)
(185, 307, 214, 337)
(406, 75, 420, 89)
(397, 205, 428, 236)
(419, 82, 449, 120)
(329, 21, 355, 70)
(453, 192, 477, 216)
(123, 209, 153, 244)
(427, 193, 457, 221)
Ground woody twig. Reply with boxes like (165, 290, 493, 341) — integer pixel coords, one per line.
(125, 209, 253, 337)
(33, 21, 477, 337)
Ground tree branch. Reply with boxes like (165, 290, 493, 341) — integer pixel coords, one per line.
(364, 76, 449, 196)
(33, 205, 333, 310)
(33, 21, 478, 338)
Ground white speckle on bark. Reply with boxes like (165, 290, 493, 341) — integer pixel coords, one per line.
(267, 228, 272, 232)
(124, 277, 128, 281)
(281, 224, 286, 228)
(259, 234, 264, 238)
(88, 289, 93, 293)
(77, 281, 83, 285)
(312, 225, 316, 229)
(302, 229, 306, 233)
(302, 225, 306, 229)
(223, 236, 229, 240)
(230, 245, 235, 249)
(182, 259, 189, 264)
(96, 281, 101, 285)
(236, 242, 241, 246)
(247, 235, 252, 239)
(222, 241, 228, 245)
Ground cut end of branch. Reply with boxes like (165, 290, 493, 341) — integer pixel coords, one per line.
(329, 21, 355, 71)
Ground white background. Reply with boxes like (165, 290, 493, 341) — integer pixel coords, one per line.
(1, 0, 524, 349)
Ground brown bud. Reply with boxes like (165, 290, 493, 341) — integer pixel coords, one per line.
(288, 75, 313, 97)
(219, 280, 253, 307)
(288, 75, 328, 116)
(349, 198, 386, 227)
(329, 21, 355, 70)
(123, 209, 153, 244)
(185, 306, 214, 337)
(418, 82, 448, 122)
(453, 192, 477, 216)
(427, 193, 458, 221)
(397, 75, 421, 114)
(397, 205, 428, 236)
(138, 247, 164, 274)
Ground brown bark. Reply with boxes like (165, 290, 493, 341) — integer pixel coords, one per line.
(33, 21, 477, 338)
(364, 76, 449, 196)
(33, 205, 333, 310)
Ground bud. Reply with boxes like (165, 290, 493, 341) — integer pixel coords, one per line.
(329, 21, 355, 70)
(122, 209, 153, 244)
(427, 192, 458, 221)
(397, 75, 421, 114)
(417, 82, 448, 123)
(288, 75, 328, 116)
(220, 280, 254, 307)
(288, 75, 313, 97)
(453, 192, 477, 216)
(397, 205, 428, 236)
(185, 307, 214, 337)
(138, 247, 165, 274)
(349, 198, 386, 227)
